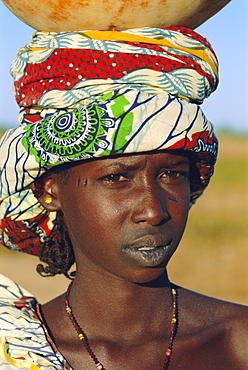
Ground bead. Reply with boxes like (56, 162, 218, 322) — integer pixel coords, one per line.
(65, 281, 178, 370)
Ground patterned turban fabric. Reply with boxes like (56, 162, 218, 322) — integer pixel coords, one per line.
(0, 26, 218, 255)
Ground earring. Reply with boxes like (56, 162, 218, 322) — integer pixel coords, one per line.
(44, 196, 53, 204)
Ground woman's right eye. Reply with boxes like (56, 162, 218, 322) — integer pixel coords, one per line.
(100, 173, 129, 184)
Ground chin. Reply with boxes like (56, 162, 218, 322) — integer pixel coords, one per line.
(129, 266, 168, 286)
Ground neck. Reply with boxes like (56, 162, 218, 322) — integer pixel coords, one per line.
(65, 276, 178, 370)
(68, 269, 172, 340)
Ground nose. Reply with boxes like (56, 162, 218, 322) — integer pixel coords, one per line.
(131, 184, 170, 226)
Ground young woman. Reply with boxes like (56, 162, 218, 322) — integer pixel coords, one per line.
(0, 26, 247, 369)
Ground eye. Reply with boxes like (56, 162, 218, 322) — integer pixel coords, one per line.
(100, 173, 129, 184)
(161, 170, 180, 178)
(160, 170, 189, 181)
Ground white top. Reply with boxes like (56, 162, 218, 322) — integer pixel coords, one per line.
(0, 274, 71, 369)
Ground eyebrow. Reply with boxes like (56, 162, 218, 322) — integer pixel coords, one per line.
(99, 162, 140, 172)
(163, 160, 190, 169)
(99, 160, 190, 172)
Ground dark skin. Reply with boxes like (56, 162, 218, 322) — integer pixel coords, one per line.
(37, 151, 248, 370)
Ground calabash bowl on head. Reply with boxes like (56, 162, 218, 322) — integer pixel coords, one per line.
(1, 0, 231, 31)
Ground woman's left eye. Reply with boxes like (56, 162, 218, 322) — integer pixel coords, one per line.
(160, 170, 188, 179)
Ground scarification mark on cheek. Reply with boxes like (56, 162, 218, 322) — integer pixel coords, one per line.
(168, 196, 178, 202)
(76, 176, 87, 187)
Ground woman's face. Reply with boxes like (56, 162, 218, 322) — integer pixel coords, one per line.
(53, 151, 191, 283)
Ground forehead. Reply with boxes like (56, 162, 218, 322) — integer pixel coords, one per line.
(68, 150, 190, 175)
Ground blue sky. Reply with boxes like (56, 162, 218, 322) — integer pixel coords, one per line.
(0, 0, 247, 132)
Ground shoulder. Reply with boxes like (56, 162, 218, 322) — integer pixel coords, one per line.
(0, 273, 65, 369)
(0, 273, 33, 301)
(177, 286, 248, 368)
(177, 285, 248, 320)
(0, 273, 37, 333)
(0, 273, 39, 334)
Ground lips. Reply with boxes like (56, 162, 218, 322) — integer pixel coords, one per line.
(121, 234, 172, 267)
(125, 234, 172, 250)
(137, 245, 168, 251)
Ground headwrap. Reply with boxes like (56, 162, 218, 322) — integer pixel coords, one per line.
(0, 27, 218, 255)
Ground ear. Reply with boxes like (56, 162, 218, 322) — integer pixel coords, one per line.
(31, 175, 62, 212)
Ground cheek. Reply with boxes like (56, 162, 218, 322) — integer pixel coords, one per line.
(178, 185, 191, 210)
(167, 181, 190, 203)
(61, 189, 124, 242)
(167, 185, 191, 225)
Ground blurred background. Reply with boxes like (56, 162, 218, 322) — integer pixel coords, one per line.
(0, 0, 247, 304)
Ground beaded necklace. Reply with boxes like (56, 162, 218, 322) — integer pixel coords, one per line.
(65, 282, 178, 370)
